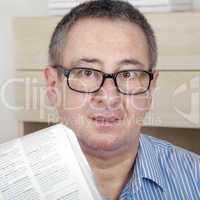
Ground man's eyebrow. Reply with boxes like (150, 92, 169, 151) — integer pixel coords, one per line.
(71, 58, 102, 66)
(70, 57, 145, 69)
(117, 59, 145, 68)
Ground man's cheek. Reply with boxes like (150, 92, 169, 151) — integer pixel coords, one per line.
(61, 110, 83, 127)
(128, 94, 151, 112)
(61, 93, 89, 111)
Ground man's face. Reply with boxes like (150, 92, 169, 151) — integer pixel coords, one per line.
(46, 18, 158, 157)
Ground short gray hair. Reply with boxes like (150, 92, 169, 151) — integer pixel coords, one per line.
(48, 0, 157, 69)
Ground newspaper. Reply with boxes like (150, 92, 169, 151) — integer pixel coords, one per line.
(0, 124, 102, 200)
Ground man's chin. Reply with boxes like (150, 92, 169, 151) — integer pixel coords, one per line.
(79, 135, 128, 158)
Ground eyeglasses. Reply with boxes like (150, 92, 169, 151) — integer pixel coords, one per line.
(52, 65, 153, 95)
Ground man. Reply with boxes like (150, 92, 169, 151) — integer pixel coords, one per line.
(44, 0, 200, 199)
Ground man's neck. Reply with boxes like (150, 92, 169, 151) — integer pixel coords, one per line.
(83, 140, 139, 200)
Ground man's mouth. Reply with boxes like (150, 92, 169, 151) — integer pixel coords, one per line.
(89, 115, 122, 127)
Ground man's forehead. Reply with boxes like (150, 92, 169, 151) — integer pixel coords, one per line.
(66, 16, 146, 39)
(63, 17, 150, 70)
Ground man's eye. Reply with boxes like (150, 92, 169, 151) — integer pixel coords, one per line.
(76, 69, 94, 77)
(121, 71, 137, 79)
(83, 69, 93, 76)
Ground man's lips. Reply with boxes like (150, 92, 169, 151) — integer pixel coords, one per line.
(89, 115, 123, 126)
(91, 116, 120, 122)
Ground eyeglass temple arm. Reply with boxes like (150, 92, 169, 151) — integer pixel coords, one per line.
(51, 65, 70, 76)
(148, 69, 154, 80)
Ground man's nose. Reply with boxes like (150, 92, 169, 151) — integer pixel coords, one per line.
(91, 78, 121, 109)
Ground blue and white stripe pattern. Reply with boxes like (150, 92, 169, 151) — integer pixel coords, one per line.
(117, 134, 200, 200)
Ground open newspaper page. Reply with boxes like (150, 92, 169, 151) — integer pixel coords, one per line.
(0, 123, 102, 200)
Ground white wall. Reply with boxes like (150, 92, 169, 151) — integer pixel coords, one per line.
(0, 0, 48, 143)
(193, 0, 200, 9)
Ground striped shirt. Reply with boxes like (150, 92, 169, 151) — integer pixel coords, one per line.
(116, 134, 200, 200)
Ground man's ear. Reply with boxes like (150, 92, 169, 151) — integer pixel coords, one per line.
(43, 66, 61, 106)
(149, 68, 159, 95)
(144, 68, 159, 111)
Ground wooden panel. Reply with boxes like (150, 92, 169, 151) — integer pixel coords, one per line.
(15, 70, 200, 128)
(146, 12, 200, 69)
(15, 70, 59, 123)
(13, 17, 61, 70)
(144, 71, 200, 128)
(23, 122, 55, 135)
(13, 12, 200, 70)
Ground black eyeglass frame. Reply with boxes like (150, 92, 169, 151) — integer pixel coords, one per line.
(52, 65, 154, 95)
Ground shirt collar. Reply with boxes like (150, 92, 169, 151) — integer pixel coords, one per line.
(131, 134, 165, 191)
